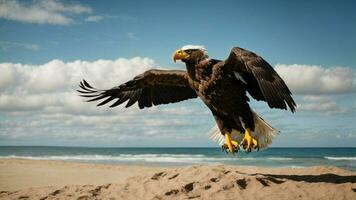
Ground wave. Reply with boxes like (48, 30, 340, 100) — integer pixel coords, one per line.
(0, 154, 234, 163)
(0, 154, 299, 164)
(267, 157, 293, 161)
(288, 165, 305, 169)
(324, 156, 356, 161)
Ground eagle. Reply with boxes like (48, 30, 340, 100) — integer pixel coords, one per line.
(77, 45, 296, 154)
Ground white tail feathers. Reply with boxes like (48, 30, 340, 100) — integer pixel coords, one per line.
(209, 111, 278, 150)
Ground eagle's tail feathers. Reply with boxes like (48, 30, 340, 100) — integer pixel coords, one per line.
(209, 110, 278, 150)
(251, 110, 279, 149)
(209, 126, 225, 146)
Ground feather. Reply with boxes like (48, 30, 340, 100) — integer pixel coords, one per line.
(225, 47, 296, 112)
(233, 71, 247, 84)
(78, 70, 196, 109)
(125, 89, 142, 108)
(97, 96, 117, 106)
(83, 79, 94, 89)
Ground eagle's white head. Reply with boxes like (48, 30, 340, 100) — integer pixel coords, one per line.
(173, 44, 208, 63)
(181, 45, 206, 52)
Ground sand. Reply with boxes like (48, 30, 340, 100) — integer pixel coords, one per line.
(0, 159, 355, 200)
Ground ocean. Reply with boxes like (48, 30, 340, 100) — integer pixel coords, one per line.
(0, 146, 355, 171)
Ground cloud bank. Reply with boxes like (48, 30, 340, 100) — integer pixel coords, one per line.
(0, 0, 92, 25)
(275, 64, 356, 95)
(298, 96, 352, 115)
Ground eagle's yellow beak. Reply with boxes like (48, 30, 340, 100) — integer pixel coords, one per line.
(172, 49, 189, 63)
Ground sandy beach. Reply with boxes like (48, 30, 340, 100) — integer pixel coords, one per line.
(0, 159, 355, 200)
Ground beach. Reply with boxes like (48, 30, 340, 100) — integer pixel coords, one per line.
(0, 158, 355, 200)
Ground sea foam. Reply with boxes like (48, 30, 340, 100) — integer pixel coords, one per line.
(324, 156, 356, 161)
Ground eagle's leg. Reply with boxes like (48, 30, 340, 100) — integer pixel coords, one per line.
(222, 131, 239, 155)
(241, 128, 258, 152)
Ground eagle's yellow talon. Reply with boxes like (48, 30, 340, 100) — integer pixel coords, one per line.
(231, 140, 238, 147)
(241, 128, 258, 152)
(222, 132, 238, 155)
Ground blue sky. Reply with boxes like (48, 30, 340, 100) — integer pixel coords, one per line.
(0, 0, 355, 147)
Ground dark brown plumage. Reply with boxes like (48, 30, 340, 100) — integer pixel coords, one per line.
(78, 46, 296, 153)
(225, 47, 296, 112)
(78, 70, 197, 109)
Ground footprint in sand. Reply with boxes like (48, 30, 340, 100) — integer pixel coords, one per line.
(168, 173, 179, 180)
(182, 182, 195, 193)
(236, 178, 247, 189)
(151, 171, 167, 180)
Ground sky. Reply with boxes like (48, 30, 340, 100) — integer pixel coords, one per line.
(0, 0, 355, 147)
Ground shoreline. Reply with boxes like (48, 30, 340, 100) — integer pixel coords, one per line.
(1, 146, 355, 172)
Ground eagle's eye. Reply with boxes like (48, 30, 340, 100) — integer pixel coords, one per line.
(185, 49, 193, 54)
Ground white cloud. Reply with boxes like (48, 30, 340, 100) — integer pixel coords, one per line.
(0, 0, 92, 25)
(127, 32, 138, 40)
(0, 41, 39, 51)
(85, 15, 103, 22)
(38, 0, 91, 14)
(298, 95, 351, 115)
(275, 64, 356, 95)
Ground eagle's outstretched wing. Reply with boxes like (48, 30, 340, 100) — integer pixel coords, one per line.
(224, 47, 296, 112)
(77, 69, 197, 109)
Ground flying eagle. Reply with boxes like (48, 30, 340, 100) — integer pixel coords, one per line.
(78, 45, 296, 154)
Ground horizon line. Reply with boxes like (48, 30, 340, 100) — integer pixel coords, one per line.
(0, 145, 355, 148)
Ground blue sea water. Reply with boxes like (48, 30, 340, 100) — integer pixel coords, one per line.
(0, 146, 355, 171)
